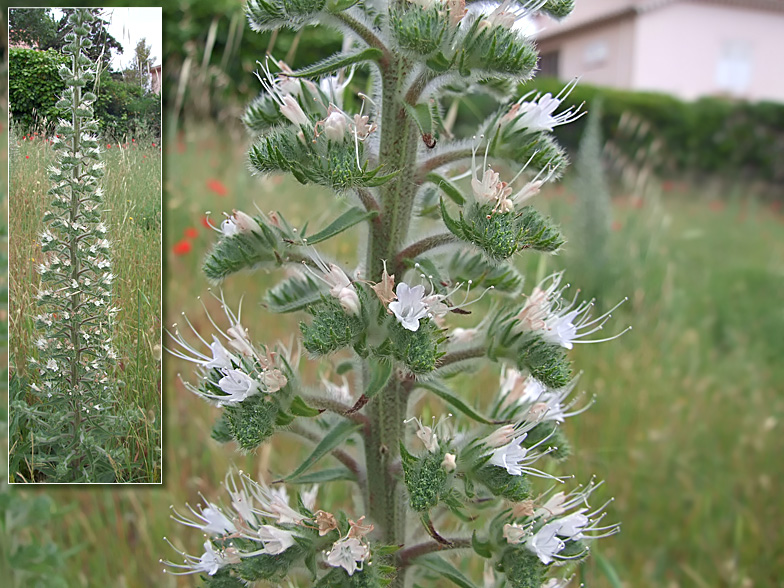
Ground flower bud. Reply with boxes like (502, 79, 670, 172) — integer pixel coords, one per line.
(280, 95, 310, 127)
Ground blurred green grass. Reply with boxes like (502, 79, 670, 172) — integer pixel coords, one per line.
(8, 129, 162, 483)
(5, 121, 783, 586)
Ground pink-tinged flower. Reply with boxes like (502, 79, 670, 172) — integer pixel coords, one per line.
(280, 95, 311, 127)
(221, 210, 263, 237)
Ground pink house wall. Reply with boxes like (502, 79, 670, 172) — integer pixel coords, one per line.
(537, 18, 636, 89)
(633, 2, 784, 102)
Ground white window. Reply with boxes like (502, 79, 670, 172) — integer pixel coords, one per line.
(716, 40, 752, 95)
(583, 40, 608, 68)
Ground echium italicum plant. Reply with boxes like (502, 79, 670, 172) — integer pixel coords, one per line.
(165, 0, 630, 585)
(21, 9, 128, 483)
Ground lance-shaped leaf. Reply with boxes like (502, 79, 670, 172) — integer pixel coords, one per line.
(418, 380, 504, 425)
(266, 273, 323, 314)
(416, 554, 480, 588)
(285, 467, 356, 484)
(285, 420, 362, 481)
(203, 223, 281, 282)
(364, 358, 393, 400)
(303, 206, 378, 245)
(427, 173, 465, 205)
(288, 47, 383, 78)
(289, 395, 322, 418)
(246, 0, 327, 31)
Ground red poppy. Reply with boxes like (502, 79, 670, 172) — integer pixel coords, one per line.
(206, 178, 228, 197)
(172, 239, 192, 255)
(152, 142, 156, 147)
(107, 144, 112, 148)
(26, 155, 29, 159)
(201, 216, 213, 229)
(184, 227, 199, 239)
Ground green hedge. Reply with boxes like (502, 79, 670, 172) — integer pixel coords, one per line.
(529, 78, 784, 186)
(9, 47, 160, 138)
(9, 48, 69, 130)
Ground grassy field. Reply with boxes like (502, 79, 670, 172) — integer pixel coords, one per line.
(4, 121, 784, 587)
(7, 128, 162, 483)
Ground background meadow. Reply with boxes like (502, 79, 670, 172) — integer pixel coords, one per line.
(2, 1, 784, 586)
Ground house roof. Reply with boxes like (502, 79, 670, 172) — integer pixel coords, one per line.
(534, 0, 784, 40)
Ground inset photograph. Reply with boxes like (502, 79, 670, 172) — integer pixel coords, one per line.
(7, 7, 162, 483)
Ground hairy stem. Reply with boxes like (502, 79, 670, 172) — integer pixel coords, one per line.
(394, 232, 458, 273)
(397, 537, 473, 569)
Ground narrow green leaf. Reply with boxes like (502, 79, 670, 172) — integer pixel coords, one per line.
(426, 172, 465, 205)
(471, 530, 492, 558)
(289, 48, 383, 78)
(203, 224, 280, 282)
(595, 552, 623, 588)
(285, 420, 362, 481)
(290, 396, 322, 418)
(403, 102, 435, 136)
(304, 206, 378, 244)
(266, 273, 324, 314)
(417, 554, 479, 588)
(419, 380, 504, 425)
(440, 198, 464, 238)
(285, 467, 356, 484)
(365, 359, 393, 399)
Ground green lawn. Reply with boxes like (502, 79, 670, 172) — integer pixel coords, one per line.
(5, 121, 783, 586)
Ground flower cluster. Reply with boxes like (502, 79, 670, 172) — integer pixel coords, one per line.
(163, 471, 374, 579)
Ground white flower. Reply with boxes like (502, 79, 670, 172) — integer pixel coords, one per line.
(205, 336, 238, 370)
(505, 79, 585, 134)
(258, 525, 296, 555)
(245, 477, 307, 525)
(224, 470, 256, 524)
(487, 433, 562, 481)
(525, 521, 565, 565)
(389, 282, 429, 331)
(221, 210, 262, 237)
(162, 540, 239, 576)
(170, 501, 237, 536)
(301, 485, 319, 511)
(46, 359, 58, 372)
(553, 511, 589, 540)
(325, 536, 370, 576)
(217, 369, 260, 404)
